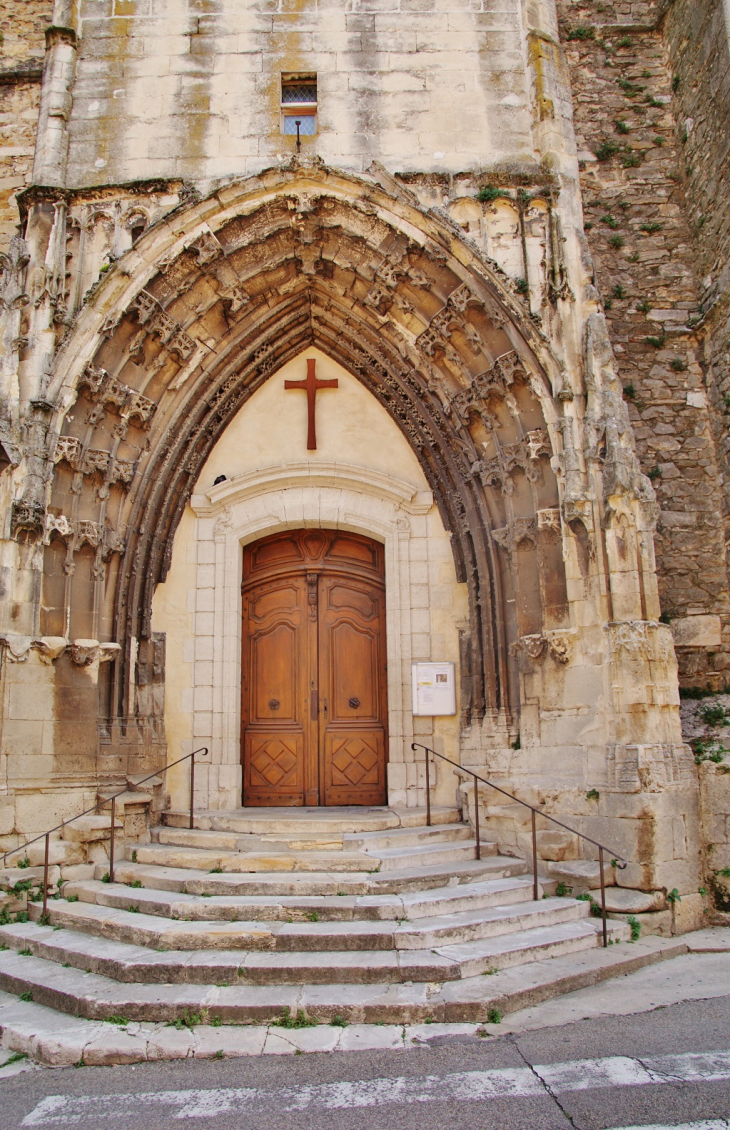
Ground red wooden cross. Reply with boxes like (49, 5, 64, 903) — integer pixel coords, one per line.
(285, 358, 338, 451)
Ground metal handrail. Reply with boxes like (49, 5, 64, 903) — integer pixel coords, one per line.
(1, 746, 209, 921)
(412, 741, 628, 948)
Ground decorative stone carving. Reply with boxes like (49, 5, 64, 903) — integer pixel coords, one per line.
(0, 236, 30, 312)
(607, 742, 695, 793)
(130, 290, 195, 360)
(33, 636, 68, 664)
(491, 517, 537, 554)
(11, 500, 46, 542)
(510, 633, 548, 661)
(537, 507, 562, 538)
(511, 630, 574, 665)
(78, 364, 156, 431)
(473, 430, 551, 494)
(67, 639, 121, 666)
(219, 282, 249, 318)
(0, 633, 34, 662)
(188, 229, 223, 266)
(53, 435, 136, 486)
(416, 282, 483, 359)
(545, 630, 575, 664)
(446, 350, 528, 426)
(43, 512, 126, 559)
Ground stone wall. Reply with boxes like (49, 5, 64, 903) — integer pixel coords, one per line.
(556, 0, 730, 687)
(663, 0, 730, 688)
(0, 0, 49, 249)
(61, 0, 536, 187)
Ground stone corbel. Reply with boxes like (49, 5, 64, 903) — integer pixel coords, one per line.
(32, 636, 68, 664)
(510, 630, 575, 666)
(0, 634, 72, 663)
(0, 633, 34, 662)
(67, 639, 121, 666)
(510, 633, 548, 662)
(544, 629, 575, 665)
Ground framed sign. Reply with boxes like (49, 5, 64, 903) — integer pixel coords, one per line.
(411, 662, 457, 716)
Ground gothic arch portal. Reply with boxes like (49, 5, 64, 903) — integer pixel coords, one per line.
(12, 160, 683, 822)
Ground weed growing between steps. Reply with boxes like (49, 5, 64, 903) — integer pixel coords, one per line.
(272, 1008, 317, 1029)
(168, 1010, 204, 1030)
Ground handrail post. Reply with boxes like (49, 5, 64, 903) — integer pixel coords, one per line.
(190, 749, 196, 830)
(42, 833, 50, 919)
(531, 808, 538, 902)
(599, 846, 607, 948)
(424, 746, 431, 827)
(472, 773, 481, 860)
(109, 796, 116, 884)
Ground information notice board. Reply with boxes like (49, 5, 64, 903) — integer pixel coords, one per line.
(411, 662, 457, 716)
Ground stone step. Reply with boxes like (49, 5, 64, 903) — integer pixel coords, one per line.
(151, 822, 474, 855)
(100, 854, 525, 897)
(164, 805, 462, 835)
(343, 824, 475, 851)
(0, 935, 687, 1065)
(370, 840, 496, 872)
(61, 875, 539, 923)
(24, 892, 581, 953)
(0, 916, 630, 1015)
(127, 844, 379, 873)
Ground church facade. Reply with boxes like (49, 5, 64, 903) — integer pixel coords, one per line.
(0, 0, 728, 924)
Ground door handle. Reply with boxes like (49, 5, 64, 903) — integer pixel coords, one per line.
(311, 690, 318, 720)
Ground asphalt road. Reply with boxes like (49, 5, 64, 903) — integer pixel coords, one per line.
(4, 995, 730, 1129)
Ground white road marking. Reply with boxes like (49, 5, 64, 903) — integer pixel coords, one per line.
(607, 1123, 730, 1130)
(21, 1049, 730, 1124)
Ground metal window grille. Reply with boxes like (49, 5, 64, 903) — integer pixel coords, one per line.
(281, 83, 317, 104)
(283, 115, 316, 136)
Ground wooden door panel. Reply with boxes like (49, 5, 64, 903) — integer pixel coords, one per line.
(245, 734, 304, 801)
(330, 621, 378, 721)
(319, 573, 387, 806)
(324, 732, 386, 805)
(242, 575, 309, 806)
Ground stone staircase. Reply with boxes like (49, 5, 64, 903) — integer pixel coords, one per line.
(0, 807, 672, 1030)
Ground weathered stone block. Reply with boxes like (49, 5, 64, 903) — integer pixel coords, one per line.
(671, 615, 722, 647)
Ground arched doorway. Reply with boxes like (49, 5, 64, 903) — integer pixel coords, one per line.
(241, 528, 388, 807)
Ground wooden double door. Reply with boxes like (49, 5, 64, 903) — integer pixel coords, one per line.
(241, 529, 388, 806)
